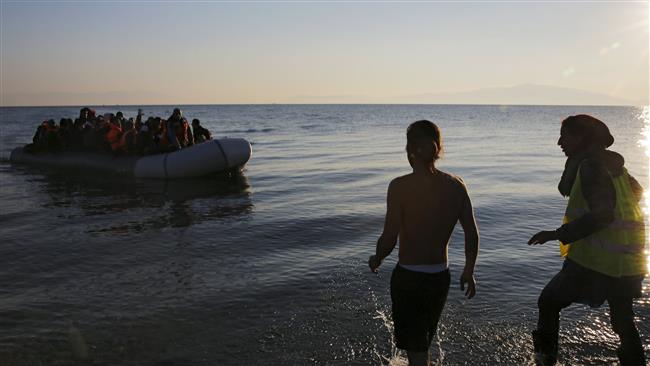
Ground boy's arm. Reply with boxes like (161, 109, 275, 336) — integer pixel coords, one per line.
(458, 183, 479, 298)
(369, 180, 401, 272)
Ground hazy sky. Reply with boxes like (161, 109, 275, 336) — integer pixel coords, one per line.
(0, 1, 648, 106)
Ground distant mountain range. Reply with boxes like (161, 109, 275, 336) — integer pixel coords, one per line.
(1, 83, 645, 107)
(394, 83, 643, 106)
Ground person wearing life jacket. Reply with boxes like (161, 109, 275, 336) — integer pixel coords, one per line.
(74, 107, 90, 130)
(36, 119, 60, 151)
(115, 111, 126, 130)
(138, 117, 161, 155)
(166, 108, 194, 151)
(528, 115, 647, 366)
(70, 109, 88, 151)
(28, 119, 54, 152)
(119, 119, 138, 155)
(32, 120, 48, 144)
(183, 117, 194, 146)
(157, 117, 171, 151)
(104, 113, 124, 153)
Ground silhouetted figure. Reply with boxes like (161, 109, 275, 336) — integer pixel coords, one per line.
(115, 111, 125, 130)
(166, 108, 194, 151)
(74, 107, 90, 130)
(88, 115, 110, 152)
(33, 119, 60, 152)
(368, 120, 479, 366)
(135, 109, 144, 132)
(120, 119, 138, 155)
(58, 118, 73, 150)
(528, 115, 646, 366)
(191, 119, 212, 144)
(138, 117, 162, 155)
(27, 120, 54, 153)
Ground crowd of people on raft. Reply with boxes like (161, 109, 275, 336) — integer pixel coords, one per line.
(27, 107, 213, 156)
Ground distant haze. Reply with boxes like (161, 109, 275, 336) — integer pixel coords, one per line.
(0, 2, 648, 107)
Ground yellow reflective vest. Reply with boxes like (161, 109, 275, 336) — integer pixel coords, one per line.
(561, 165, 647, 277)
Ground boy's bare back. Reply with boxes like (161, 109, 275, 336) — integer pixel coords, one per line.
(387, 170, 473, 265)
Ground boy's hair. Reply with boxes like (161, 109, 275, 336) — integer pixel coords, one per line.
(407, 120, 443, 162)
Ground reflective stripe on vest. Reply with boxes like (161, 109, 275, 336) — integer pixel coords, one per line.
(561, 165, 647, 277)
(565, 208, 645, 231)
(582, 236, 645, 255)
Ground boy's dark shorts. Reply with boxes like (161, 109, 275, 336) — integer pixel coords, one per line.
(390, 264, 450, 352)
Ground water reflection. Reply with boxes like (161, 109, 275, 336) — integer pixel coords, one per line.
(638, 106, 650, 272)
(22, 168, 254, 234)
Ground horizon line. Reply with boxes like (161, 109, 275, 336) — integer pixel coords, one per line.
(0, 101, 646, 109)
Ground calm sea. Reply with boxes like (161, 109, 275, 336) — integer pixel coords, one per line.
(0, 104, 648, 365)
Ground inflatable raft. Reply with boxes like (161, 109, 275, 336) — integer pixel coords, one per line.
(10, 138, 252, 179)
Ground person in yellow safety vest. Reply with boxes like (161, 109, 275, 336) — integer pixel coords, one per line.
(528, 114, 647, 366)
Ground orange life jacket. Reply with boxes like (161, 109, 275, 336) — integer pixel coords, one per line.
(106, 124, 123, 151)
(170, 119, 189, 146)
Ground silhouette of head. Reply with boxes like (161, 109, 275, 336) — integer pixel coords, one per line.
(559, 114, 613, 156)
(406, 120, 443, 166)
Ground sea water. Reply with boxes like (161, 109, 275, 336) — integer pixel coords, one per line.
(0, 104, 648, 365)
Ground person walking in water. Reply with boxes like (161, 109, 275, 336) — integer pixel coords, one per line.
(368, 120, 480, 366)
(528, 114, 647, 366)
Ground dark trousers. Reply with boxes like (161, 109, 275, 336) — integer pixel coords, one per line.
(536, 260, 646, 365)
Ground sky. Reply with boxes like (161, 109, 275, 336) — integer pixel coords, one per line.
(0, 1, 648, 106)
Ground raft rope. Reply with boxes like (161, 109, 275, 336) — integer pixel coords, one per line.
(163, 153, 170, 178)
(161, 140, 229, 178)
(214, 140, 230, 168)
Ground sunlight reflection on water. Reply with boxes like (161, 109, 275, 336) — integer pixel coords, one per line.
(638, 106, 650, 272)
(2, 105, 650, 365)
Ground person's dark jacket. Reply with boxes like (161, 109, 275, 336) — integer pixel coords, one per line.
(193, 125, 212, 143)
(138, 129, 159, 155)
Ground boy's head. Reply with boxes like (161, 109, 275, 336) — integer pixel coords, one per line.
(406, 120, 443, 165)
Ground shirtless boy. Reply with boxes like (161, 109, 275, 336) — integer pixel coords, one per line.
(369, 120, 480, 366)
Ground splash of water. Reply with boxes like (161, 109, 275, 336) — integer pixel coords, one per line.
(369, 287, 445, 365)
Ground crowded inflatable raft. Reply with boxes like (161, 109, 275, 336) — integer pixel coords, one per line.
(10, 107, 252, 178)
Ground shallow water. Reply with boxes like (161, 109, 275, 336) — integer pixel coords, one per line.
(0, 104, 648, 365)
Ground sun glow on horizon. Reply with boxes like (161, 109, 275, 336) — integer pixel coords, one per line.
(0, 2, 647, 106)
